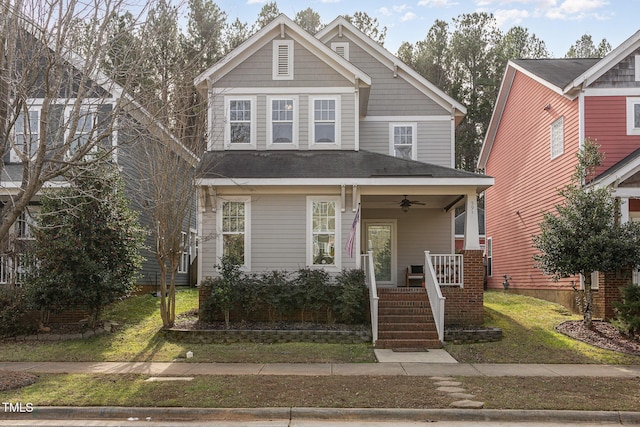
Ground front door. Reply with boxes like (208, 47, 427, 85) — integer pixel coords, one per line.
(365, 220, 397, 285)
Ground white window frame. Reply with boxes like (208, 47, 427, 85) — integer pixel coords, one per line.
(267, 96, 298, 148)
(11, 107, 41, 163)
(309, 96, 341, 148)
(486, 237, 492, 277)
(627, 97, 640, 136)
(550, 116, 564, 159)
(389, 122, 417, 161)
(272, 40, 293, 80)
(225, 96, 256, 149)
(635, 55, 640, 82)
(66, 106, 99, 160)
(579, 271, 599, 290)
(331, 42, 349, 60)
(216, 196, 251, 270)
(307, 196, 341, 271)
(178, 231, 189, 274)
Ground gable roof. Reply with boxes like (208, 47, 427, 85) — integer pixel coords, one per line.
(194, 14, 371, 91)
(479, 30, 640, 170)
(316, 16, 467, 125)
(196, 150, 492, 188)
(591, 146, 640, 188)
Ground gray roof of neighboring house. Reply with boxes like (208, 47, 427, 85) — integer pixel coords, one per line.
(511, 58, 601, 89)
(455, 208, 485, 236)
(196, 150, 491, 180)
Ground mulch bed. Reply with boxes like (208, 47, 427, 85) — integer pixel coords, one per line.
(0, 370, 38, 392)
(556, 320, 640, 356)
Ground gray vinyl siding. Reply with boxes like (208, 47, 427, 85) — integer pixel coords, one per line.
(360, 120, 453, 167)
(199, 193, 359, 278)
(327, 35, 450, 117)
(215, 37, 351, 88)
(363, 208, 452, 286)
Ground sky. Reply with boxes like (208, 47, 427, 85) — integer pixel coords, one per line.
(211, 0, 640, 58)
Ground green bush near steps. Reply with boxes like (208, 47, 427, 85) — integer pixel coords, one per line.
(200, 256, 368, 326)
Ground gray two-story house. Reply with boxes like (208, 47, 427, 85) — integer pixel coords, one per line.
(194, 15, 493, 347)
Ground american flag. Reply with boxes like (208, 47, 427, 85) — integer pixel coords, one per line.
(345, 203, 360, 257)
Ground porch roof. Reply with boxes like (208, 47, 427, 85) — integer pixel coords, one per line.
(196, 150, 491, 185)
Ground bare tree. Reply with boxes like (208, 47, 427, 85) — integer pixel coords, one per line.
(0, 0, 151, 265)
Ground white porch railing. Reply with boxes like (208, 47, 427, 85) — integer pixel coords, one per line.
(361, 251, 378, 346)
(430, 253, 464, 287)
(424, 251, 446, 341)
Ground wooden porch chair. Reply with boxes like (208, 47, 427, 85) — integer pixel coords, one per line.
(405, 265, 424, 287)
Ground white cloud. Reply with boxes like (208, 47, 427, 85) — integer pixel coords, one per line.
(494, 8, 530, 27)
(379, 7, 392, 16)
(400, 12, 417, 21)
(320, 0, 341, 3)
(417, 0, 458, 7)
(544, 0, 609, 20)
(246, 0, 266, 4)
(393, 4, 409, 12)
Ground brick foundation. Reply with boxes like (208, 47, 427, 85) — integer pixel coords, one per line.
(592, 269, 631, 320)
(442, 250, 484, 326)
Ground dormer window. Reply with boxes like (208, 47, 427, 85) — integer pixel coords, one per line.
(11, 109, 39, 163)
(331, 42, 349, 60)
(273, 40, 293, 80)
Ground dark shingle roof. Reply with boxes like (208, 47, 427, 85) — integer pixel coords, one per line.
(196, 150, 490, 180)
(512, 58, 601, 89)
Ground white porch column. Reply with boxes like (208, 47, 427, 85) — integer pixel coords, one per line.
(463, 193, 481, 251)
(619, 197, 630, 224)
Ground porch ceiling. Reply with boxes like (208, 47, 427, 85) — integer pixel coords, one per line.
(362, 194, 464, 210)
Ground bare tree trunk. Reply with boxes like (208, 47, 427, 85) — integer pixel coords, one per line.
(583, 273, 593, 328)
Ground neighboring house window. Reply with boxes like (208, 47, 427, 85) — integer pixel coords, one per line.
(390, 123, 417, 160)
(268, 97, 297, 147)
(68, 108, 97, 158)
(550, 116, 564, 159)
(11, 109, 39, 163)
(272, 40, 293, 80)
(179, 231, 189, 274)
(627, 97, 640, 136)
(226, 97, 256, 148)
(580, 271, 599, 290)
(16, 211, 37, 240)
(218, 197, 251, 268)
(486, 237, 492, 277)
(310, 97, 340, 147)
(331, 42, 349, 60)
(307, 196, 341, 269)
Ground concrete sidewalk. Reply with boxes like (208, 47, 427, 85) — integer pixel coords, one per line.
(1, 360, 640, 377)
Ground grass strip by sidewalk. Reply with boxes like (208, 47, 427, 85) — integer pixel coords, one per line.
(1, 374, 639, 411)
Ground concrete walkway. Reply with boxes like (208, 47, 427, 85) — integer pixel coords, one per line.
(1, 359, 640, 377)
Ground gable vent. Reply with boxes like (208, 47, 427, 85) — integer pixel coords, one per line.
(331, 42, 349, 60)
(273, 40, 293, 80)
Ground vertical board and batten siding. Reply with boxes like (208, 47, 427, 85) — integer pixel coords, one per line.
(362, 208, 452, 286)
(209, 37, 356, 151)
(359, 120, 452, 167)
(584, 96, 640, 174)
(484, 71, 579, 291)
(199, 192, 359, 279)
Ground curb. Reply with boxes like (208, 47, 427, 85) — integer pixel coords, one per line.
(3, 406, 640, 424)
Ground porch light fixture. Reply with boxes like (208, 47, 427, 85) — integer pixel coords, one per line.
(402, 204, 410, 213)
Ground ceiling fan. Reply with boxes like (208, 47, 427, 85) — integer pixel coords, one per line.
(399, 195, 425, 212)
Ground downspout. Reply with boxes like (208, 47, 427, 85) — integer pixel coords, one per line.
(354, 77, 360, 151)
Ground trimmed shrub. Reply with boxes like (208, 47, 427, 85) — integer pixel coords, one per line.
(0, 287, 36, 338)
(612, 283, 640, 338)
(336, 269, 367, 324)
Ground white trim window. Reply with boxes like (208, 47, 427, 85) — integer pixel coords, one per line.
(67, 107, 98, 159)
(390, 123, 417, 160)
(331, 42, 349, 60)
(179, 231, 189, 274)
(310, 96, 340, 147)
(217, 197, 251, 268)
(307, 196, 341, 270)
(11, 108, 40, 163)
(550, 116, 564, 159)
(268, 97, 297, 147)
(273, 40, 293, 80)
(225, 97, 256, 148)
(627, 97, 640, 136)
(486, 237, 492, 277)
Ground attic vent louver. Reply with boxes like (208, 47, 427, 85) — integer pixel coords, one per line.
(331, 42, 349, 60)
(273, 40, 293, 80)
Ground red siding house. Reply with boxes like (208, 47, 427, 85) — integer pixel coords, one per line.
(478, 30, 640, 318)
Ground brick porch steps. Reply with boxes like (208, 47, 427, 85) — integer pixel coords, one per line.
(376, 288, 441, 349)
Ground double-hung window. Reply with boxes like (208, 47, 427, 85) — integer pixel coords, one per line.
(627, 97, 640, 136)
(67, 107, 97, 159)
(179, 231, 189, 274)
(218, 197, 251, 268)
(550, 117, 564, 159)
(11, 109, 39, 163)
(307, 196, 341, 269)
(486, 237, 492, 277)
(268, 97, 297, 147)
(310, 97, 340, 147)
(390, 123, 417, 160)
(226, 97, 256, 148)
